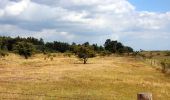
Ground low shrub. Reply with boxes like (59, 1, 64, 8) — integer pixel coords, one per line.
(0, 50, 8, 58)
(64, 51, 73, 57)
(165, 52, 170, 56)
(160, 61, 167, 73)
(99, 51, 111, 56)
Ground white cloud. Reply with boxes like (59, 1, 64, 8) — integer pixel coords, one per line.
(136, 11, 170, 30)
(0, 0, 170, 49)
(96, 1, 135, 14)
(4, 0, 30, 16)
(35, 29, 75, 40)
(61, 11, 90, 23)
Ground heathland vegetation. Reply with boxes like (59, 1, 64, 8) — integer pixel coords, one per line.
(0, 36, 170, 99)
(0, 36, 133, 63)
(0, 36, 169, 72)
(0, 53, 170, 100)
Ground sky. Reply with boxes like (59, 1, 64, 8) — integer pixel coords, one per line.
(0, 0, 170, 50)
(128, 0, 170, 12)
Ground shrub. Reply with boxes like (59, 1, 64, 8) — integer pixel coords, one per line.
(44, 53, 56, 61)
(166, 63, 170, 73)
(148, 52, 153, 59)
(132, 51, 139, 57)
(165, 52, 170, 56)
(157, 53, 160, 56)
(76, 46, 96, 64)
(100, 50, 111, 56)
(64, 51, 73, 57)
(160, 61, 167, 73)
(139, 53, 146, 58)
(15, 42, 35, 59)
(0, 50, 8, 58)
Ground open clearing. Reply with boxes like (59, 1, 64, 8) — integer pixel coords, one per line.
(0, 54, 170, 100)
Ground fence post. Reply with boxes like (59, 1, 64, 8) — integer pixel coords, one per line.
(137, 93, 152, 100)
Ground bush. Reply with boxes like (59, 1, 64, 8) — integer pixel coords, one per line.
(157, 53, 160, 56)
(165, 52, 170, 56)
(139, 53, 146, 58)
(76, 46, 96, 64)
(99, 50, 111, 56)
(0, 50, 8, 58)
(44, 53, 57, 61)
(166, 63, 170, 73)
(132, 51, 139, 57)
(15, 42, 35, 59)
(64, 51, 73, 57)
(160, 61, 167, 73)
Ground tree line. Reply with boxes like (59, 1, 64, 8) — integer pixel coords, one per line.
(0, 36, 133, 64)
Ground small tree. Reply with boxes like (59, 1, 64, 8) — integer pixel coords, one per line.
(76, 46, 96, 64)
(15, 42, 35, 59)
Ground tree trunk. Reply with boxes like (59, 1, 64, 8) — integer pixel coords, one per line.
(24, 55, 28, 59)
(83, 58, 87, 64)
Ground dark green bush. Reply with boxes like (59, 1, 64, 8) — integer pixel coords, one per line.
(15, 42, 35, 59)
(76, 46, 96, 64)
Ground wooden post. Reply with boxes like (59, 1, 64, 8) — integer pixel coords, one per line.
(137, 93, 152, 100)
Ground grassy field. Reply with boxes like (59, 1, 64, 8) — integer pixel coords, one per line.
(140, 51, 170, 62)
(0, 54, 170, 100)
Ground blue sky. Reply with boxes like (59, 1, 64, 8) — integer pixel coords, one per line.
(0, 0, 170, 50)
(128, 0, 170, 12)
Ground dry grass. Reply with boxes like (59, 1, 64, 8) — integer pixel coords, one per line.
(0, 53, 170, 100)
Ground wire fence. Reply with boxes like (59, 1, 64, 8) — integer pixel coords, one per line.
(136, 56, 170, 73)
